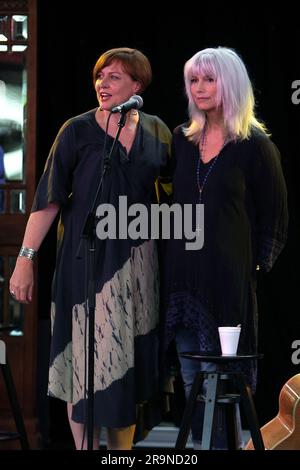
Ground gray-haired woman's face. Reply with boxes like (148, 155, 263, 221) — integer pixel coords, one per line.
(189, 72, 218, 112)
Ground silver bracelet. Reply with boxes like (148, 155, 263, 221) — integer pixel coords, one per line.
(19, 246, 37, 261)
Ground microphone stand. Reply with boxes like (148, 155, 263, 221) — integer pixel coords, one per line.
(75, 110, 127, 450)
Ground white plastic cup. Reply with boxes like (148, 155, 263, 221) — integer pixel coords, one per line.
(218, 326, 241, 356)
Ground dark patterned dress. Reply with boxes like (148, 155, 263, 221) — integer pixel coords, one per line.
(32, 109, 171, 431)
(163, 125, 288, 390)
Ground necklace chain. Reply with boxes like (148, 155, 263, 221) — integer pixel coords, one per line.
(196, 123, 227, 204)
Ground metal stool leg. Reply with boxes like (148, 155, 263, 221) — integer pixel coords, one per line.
(201, 372, 219, 450)
(1, 361, 30, 449)
(175, 373, 203, 449)
(238, 375, 264, 450)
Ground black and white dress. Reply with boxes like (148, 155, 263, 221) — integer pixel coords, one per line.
(32, 109, 171, 431)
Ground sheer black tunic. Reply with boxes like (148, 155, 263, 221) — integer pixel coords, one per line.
(163, 125, 288, 388)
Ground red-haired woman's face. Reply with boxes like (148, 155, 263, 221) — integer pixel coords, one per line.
(94, 60, 139, 111)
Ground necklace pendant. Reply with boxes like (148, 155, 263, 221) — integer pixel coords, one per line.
(199, 188, 202, 203)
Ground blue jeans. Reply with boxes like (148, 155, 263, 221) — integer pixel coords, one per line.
(175, 327, 243, 449)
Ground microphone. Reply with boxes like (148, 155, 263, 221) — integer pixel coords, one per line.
(111, 95, 143, 114)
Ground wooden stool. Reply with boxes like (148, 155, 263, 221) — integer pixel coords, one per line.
(0, 339, 30, 449)
(175, 352, 264, 450)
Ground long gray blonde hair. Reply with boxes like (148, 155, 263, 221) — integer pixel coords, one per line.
(183, 47, 267, 144)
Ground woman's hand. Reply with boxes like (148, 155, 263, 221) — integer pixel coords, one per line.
(8, 202, 60, 303)
(9, 256, 34, 303)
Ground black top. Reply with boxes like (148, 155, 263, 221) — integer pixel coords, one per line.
(165, 124, 288, 308)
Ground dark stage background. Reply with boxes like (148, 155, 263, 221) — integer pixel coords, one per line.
(35, 3, 300, 446)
